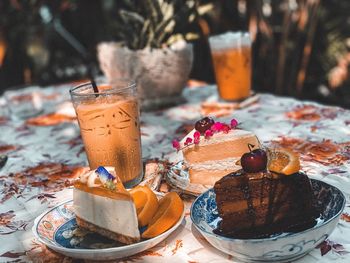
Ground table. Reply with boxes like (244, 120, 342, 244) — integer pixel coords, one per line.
(0, 82, 350, 263)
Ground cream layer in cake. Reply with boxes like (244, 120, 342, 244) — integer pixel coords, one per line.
(73, 167, 140, 244)
(188, 158, 241, 186)
(181, 129, 259, 185)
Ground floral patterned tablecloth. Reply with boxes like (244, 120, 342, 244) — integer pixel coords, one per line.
(0, 82, 350, 263)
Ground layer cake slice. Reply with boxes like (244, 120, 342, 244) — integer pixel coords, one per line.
(214, 170, 318, 238)
(181, 128, 259, 185)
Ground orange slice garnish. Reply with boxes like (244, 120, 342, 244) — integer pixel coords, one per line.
(141, 192, 184, 239)
(130, 186, 159, 227)
(267, 148, 300, 175)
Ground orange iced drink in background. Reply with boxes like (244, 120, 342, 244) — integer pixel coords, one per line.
(70, 81, 143, 188)
(209, 32, 252, 101)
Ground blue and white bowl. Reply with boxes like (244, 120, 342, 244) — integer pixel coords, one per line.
(33, 199, 185, 261)
(190, 179, 345, 263)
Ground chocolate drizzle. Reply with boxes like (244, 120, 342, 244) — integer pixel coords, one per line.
(213, 170, 319, 239)
(266, 177, 277, 225)
(240, 178, 256, 226)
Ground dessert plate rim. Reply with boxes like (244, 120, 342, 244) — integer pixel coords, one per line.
(32, 198, 185, 255)
(190, 178, 346, 242)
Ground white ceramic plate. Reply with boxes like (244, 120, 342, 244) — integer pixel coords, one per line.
(32, 199, 185, 261)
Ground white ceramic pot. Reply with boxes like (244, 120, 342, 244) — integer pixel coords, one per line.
(97, 41, 193, 109)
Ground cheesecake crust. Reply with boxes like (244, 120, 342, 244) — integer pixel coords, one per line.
(76, 216, 140, 245)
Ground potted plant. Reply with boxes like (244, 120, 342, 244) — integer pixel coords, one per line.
(97, 0, 208, 109)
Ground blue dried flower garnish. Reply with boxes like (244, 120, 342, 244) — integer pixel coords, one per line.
(95, 166, 115, 184)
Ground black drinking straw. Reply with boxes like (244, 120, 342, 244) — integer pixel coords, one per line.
(90, 78, 99, 94)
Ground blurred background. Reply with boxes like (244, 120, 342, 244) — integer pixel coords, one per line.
(1, 0, 350, 107)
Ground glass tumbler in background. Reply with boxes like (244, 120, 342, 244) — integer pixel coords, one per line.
(70, 80, 143, 188)
(209, 32, 252, 101)
(4, 88, 43, 120)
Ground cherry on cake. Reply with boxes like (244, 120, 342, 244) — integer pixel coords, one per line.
(173, 117, 260, 186)
(73, 166, 140, 244)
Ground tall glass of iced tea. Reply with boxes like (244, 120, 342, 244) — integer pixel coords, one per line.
(70, 80, 143, 188)
(209, 32, 252, 101)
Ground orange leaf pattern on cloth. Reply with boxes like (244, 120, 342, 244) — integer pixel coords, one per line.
(341, 213, 350, 222)
(317, 240, 349, 256)
(270, 137, 350, 166)
(172, 240, 183, 255)
(0, 144, 20, 154)
(286, 105, 322, 121)
(0, 163, 86, 203)
(286, 104, 340, 121)
(26, 113, 76, 126)
(0, 211, 15, 226)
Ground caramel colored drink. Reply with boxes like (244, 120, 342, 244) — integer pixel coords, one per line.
(70, 81, 143, 188)
(209, 32, 252, 101)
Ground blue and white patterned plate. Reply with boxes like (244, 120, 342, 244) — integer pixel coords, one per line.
(32, 199, 185, 261)
(191, 179, 345, 263)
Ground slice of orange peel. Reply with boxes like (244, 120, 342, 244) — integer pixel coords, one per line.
(129, 185, 159, 227)
(267, 148, 301, 175)
(141, 191, 184, 239)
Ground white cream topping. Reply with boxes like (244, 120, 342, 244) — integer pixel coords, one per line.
(79, 170, 91, 184)
(87, 171, 100, 188)
(180, 128, 256, 149)
(73, 188, 140, 239)
(79, 166, 117, 188)
(188, 157, 241, 171)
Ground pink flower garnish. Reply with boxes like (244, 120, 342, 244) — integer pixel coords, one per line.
(172, 139, 180, 150)
(211, 122, 224, 132)
(221, 124, 231, 133)
(230, 118, 238, 129)
(172, 118, 239, 151)
(193, 131, 201, 144)
(204, 129, 213, 138)
(184, 137, 193, 146)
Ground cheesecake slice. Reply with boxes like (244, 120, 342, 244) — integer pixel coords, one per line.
(73, 166, 140, 244)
